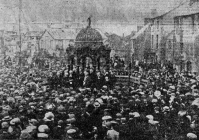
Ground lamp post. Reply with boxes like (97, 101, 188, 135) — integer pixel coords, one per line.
(18, 0, 22, 72)
(128, 52, 132, 90)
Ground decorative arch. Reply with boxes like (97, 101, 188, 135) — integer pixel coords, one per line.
(70, 25, 111, 72)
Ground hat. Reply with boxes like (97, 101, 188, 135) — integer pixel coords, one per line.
(37, 133, 49, 138)
(132, 112, 140, 118)
(110, 121, 118, 124)
(20, 130, 31, 139)
(10, 118, 20, 125)
(7, 97, 15, 103)
(95, 98, 103, 104)
(154, 90, 161, 98)
(146, 115, 154, 120)
(102, 116, 112, 121)
(152, 99, 158, 103)
(129, 112, 134, 117)
(67, 129, 77, 134)
(57, 105, 65, 112)
(1, 122, 9, 128)
(44, 112, 54, 121)
(94, 102, 100, 108)
(139, 92, 145, 95)
(66, 118, 76, 124)
(2, 116, 12, 121)
(38, 125, 49, 133)
(83, 98, 88, 102)
(116, 113, 122, 118)
(102, 85, 108, 89)
(29, 102, 36, 106)
(185, 92, 192, 96)
(187, 133, 197, 139)
(58, 120, 63, 125)
(121, 118, 126, 122)
(163, 106, 170, 112)
(190, 123, 196, 129)
(178, 110, 187, 117)
(68, 114, 75, 119)
(148, 120, 159, 125)
(186, 115, 191, 122)
(26, 125, 37, 133)
(71, 91, 76, 95)
(29, 119, 38, 125)
(169, 86, 175, 90)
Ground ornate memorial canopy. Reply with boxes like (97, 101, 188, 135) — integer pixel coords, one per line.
(67, 17, 111, 71)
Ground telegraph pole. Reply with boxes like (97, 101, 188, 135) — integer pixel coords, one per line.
(19, 0, 22, 71)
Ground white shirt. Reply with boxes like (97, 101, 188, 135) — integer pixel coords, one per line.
(107, 129, 119, 140)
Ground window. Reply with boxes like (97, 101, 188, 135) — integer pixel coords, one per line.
(198, 14, 199, 25)
(179, 17, 183, 29)
(50, 40, 53, 49)
(192, 15, 195, 34)
(41, 40, 43, 48)
(151, 35, 154, 49)
(180, 42, 183, 53)
(168, 40, 172, 49)
(157, 20, 159, 29)
(156, 35, 159, 49)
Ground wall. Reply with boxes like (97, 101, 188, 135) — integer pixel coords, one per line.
(174, 13, 199, 73)
(40, 31, 54, 55)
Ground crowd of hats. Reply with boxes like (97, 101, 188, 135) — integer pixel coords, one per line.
(0, 65, 199, 139)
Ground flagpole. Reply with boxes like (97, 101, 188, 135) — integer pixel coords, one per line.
(19, 0, 22, 72)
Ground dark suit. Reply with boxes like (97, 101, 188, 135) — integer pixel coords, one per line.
(78, 72, 84, 87)
(63, 76, 70, 88)
(90, 72, 97, 89)
(96, 75, 105, 90)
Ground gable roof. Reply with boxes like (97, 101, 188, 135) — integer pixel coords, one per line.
(25, 31, 44, 37)
(173, 1, 199, 17)
(131, 23, 150, 40)
(151, 1, 188, 19)
(48, 29, 77, 40)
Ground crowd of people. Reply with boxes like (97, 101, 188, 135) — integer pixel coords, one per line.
(0, 62, 199, 140)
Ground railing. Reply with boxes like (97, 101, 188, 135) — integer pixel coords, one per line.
(114, 72, 149, 85)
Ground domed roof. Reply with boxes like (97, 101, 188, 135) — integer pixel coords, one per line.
(76, 27, 103, 42)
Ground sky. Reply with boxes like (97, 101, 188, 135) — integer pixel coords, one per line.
(0, 0, 186, 36)
(0, 0, 185, 23)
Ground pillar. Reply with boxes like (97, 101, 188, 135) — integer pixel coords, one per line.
(82, 57, 86, 71)
(77, 58, 80, 74)
(92, 56, 97, 73)
(97, 58, 100, 71)
(105, 54, 110, 71)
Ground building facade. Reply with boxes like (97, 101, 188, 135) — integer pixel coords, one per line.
(39, 29, 77, 57)
(133, 0, 199, 73)
(24, 31, 43, 57)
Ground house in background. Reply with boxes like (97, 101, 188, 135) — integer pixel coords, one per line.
(173, 0, 199, 73)
(24, 31, 44, 56)
(105, 31, 135, 64)
(3, 31, 19, 58)
(131, 23, 152, 63)
(39, 29, 77, 57)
